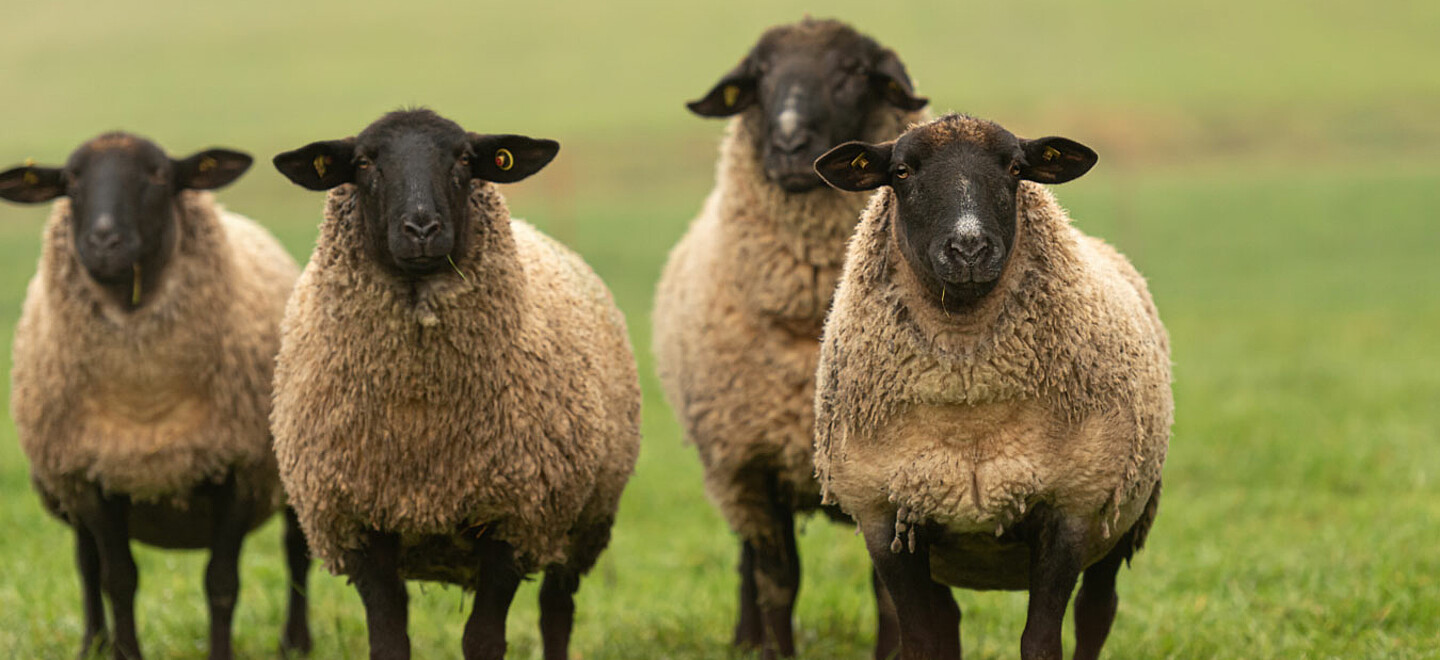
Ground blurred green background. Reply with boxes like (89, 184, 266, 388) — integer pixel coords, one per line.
(1, 1, 1437, 658)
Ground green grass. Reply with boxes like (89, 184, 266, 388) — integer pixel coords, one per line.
(1, 1, 1438, 658)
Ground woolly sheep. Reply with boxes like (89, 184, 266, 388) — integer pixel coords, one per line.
(0, 133, 311, 660)
(812, 113, 1172, 660)
(270, 109, 641, 660)
(652, 17, 928, 659)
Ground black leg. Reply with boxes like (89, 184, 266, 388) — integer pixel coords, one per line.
(861, 513, 960, 660)
(351, 531, 410, 660)
(733, 540, 763, 651)
(1019, 512, 1084, 660)
(76, 488, 141, 660)
(1072, 528, 1133, 660)
(203, 476, 251, 660)
(751, 494, 800, 660)
(539, 566, 580, 660)
(75, 523, 109, 659)
(280, 508, 313, 656)
(461, 538, 522, 660)
(872, 567, 900, 660)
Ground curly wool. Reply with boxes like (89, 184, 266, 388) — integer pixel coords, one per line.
(272, 183, 640, 583)
(652, 103, 924, 546)
(814, 179, 1172, 578)
(11, 192, 299, 537)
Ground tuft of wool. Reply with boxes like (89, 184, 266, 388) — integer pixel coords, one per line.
(272, 183, 640, 583)
(814, 180, 1172, 579)
(653, 102, 924, 546)
(11, 192, 299, 537)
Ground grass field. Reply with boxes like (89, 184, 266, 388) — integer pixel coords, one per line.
(2, 1, 1438, 658)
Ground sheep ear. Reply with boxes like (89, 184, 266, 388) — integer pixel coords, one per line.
(468, 134, 559, 184)
(0, 164, 67, 204)
(272, 139, 356, 191)
(686, 57, 758, 117)
(871, 49, 928, 112)
(814, 141, 894, 192)
(1019, 137, 1097, 184)
(174, 149, 252, 190)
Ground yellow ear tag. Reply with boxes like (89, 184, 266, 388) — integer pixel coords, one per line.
(495, 148, 514, 171)
(198, 156, 217, 173)
(24, 158, 36, 167)
(850, 153, 870, 170)
(723, 85, 740, 107)
(23, 171, 39, 185)
(313, 155, 329, 178)
(889, 81, 902, 92)
(1043, 146, 1061, 162)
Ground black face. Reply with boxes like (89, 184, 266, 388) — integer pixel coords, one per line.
(687, 18, 927, 193)
(273, 109, 559, 279)
(815, 115, 1098, 309)
(0, 133, 252, 297)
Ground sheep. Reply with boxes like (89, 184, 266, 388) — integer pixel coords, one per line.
(269, 108, 641, 660)
(811, 113, 1172, 660)
(0, 133, 311, 660)
(651, 17, 928, 659)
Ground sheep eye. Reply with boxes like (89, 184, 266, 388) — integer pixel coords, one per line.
(894, 164, 910, 180)
(356, 156, 372, 170)
(1008, 160, 1022, 177)
(459, 153, 472, 166)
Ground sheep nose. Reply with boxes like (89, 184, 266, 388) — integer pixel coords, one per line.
(771, 130, 813, 155)
(402, 216, 441, 243)
(87, 229, 122, 253)
(946, 234, 991, 267)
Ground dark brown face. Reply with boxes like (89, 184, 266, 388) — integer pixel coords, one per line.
(0, 133, 251, 293)
(815, 115, 1098, 309)
(273, 109, 559, 279)
(687, 18, 927, 193)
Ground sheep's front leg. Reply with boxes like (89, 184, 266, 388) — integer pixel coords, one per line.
(539, 566, 579, 660)
(733, 540, 763, 650)
(352, 531, 410, 660)
(860, 512, 960, 660)
(76, 486, 141, 660)
(751, 488, 800, 659)
(74, 523, 108, 659)
(1019, 508, 1085, 660)
(203, 475, 252, 660)
(872, 567, 901, 660)
(279, 507, 313, 656)
(462, 537, 522, 660)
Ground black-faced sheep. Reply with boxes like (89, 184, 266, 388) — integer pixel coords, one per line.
(652, 16, 928, 660)
(0, 133, 311, 660)
(812, 113, 1172, 660)
(270, 109, 641, 660)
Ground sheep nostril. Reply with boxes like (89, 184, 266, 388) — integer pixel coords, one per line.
(403, 219, 441, 242)
(88, 231, 122, 252)
(947, 236, 989, 265)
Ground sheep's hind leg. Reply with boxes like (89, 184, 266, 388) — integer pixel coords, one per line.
(733, 540, 764, 650)
(1019, 507, 1085, 660)
(203, 475, 252, 660)
(860, 512, 960, 660)
(1071, 525, 1136, 660)
(279, 508, 313, 656)
(74, 523, 109, 659)
(539, 566, 579, 660)
(872, 567, 901, 660)
(352, 531, 410, 660)
(461, 537, 522, 660)
(751, 486, 800, 659)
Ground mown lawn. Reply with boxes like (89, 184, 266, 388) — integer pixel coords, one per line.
(1, 1, 1437, 658)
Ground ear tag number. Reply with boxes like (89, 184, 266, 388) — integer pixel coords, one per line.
(495, 148, 514, 171)
(850, 153, 870, 170)
(1043, 146, 1061, 162)
(313, 155, 330, 178)
(23, 171, 39, 185)
(198, 156, 217, 173)
(723, 85, 740, 107)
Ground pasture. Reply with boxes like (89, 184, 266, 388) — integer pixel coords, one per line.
(1, 1, 1437, 657)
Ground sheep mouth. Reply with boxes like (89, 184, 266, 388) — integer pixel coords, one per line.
(395, 255, 447, 277)
(768, 169, 825, 193)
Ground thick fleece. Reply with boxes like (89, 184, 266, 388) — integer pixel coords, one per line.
(815, 180, 1172, 587)
(11, 192, 299, 541)
(653, 103, 923, 546)
(272, 183, 640, 584)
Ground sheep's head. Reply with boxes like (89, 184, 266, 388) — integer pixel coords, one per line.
(0, 133, 251, 307)
(273, 109, 558, 279)
(815, 114, 1097, 309)
(687, 17, 926, 193)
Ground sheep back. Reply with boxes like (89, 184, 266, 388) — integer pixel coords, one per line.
(815, 184, 1172, 581)
(272, 184, 640, 583)
(10, 192, 300, 543)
